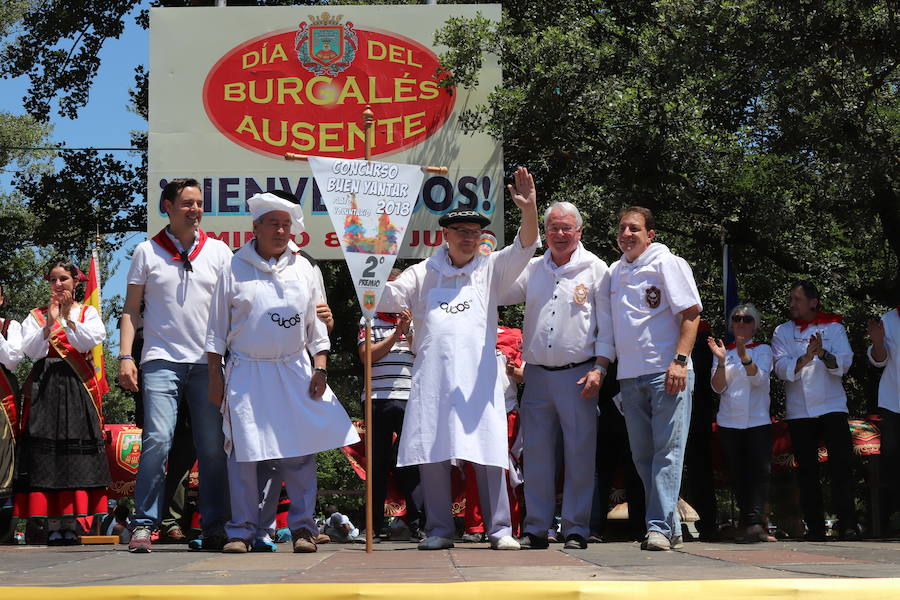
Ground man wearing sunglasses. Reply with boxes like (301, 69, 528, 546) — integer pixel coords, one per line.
(609, 206, 702, 552)
(500, 202, 614, 550)
(378, 167, 539, 551)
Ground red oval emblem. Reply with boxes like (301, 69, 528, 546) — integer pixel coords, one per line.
(203, 17, 456, 160)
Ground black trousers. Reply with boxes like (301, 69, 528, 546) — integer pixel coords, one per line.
(877, 408, 900, 525)
(788, 412, 856, 534)
(592, 402, 645, 540)
(371, 399, 421, 527)
(719, 424, 771, 527)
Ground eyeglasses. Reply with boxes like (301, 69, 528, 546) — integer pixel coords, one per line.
(546, 225, 578, 234)
(731, 314, 754, 324)
(446, 226, 483, 238)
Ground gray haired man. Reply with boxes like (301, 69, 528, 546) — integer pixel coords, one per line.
(501, 202, 614, 549)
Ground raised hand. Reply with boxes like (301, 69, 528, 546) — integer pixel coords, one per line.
(506, 166, 536, 210)
(706, 336, 727, 362)
(867, 319, 885, 345)
(806, 332, 822, 359)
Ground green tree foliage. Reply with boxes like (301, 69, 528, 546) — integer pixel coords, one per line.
(436, 0, 899, 413)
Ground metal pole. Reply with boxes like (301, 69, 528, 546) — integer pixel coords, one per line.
(364, 317, 374, 553)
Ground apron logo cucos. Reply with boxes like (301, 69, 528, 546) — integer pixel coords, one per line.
(203, 13, 456, 159)
(439, 300, 472, 315)
(270, 312, 303, 328)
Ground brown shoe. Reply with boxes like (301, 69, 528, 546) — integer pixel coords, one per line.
(222, 538, 249, 553)
(292, 529, 318, 553)
(315, 533, 331, 544)
(160, 527, 187, 544)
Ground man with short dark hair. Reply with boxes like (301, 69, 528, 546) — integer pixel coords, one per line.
(772, 280, 856, 540)
(378, 167, 539, 551)
(609, 206, 702, 551)
(120, 178, 234, 553)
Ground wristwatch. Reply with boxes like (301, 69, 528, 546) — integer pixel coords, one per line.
(673, 354, 688, 366)
(314, 367, 328, 378)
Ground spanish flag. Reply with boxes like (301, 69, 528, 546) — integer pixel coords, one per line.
(84, 249, 110, 395)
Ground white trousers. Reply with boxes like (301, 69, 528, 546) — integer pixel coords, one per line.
(225, 453, 317, 541)
(420, 460, 511, 541)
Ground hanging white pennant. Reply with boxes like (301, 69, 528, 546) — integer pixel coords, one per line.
(308, 156, 425, 318)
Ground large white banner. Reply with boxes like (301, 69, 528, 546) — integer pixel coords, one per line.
(149, 4, 503, 259)
(308, 156, 423, 317)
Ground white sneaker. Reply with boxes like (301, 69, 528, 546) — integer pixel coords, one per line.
(417, 536, 454, 550)
(641, 530, 670, 551)
(490, 535, 521, 550)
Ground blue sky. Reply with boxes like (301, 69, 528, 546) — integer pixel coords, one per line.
(1, 3, 149, 350)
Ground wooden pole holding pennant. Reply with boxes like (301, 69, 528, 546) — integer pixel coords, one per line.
(363, 104, 376, 554)
(284, 105, 447, 554)
(364, 316, 374, 553)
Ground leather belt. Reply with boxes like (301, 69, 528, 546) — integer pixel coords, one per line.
(533, 358, 594, 372)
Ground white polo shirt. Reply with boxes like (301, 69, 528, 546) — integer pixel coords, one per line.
(127, 228, 233, 365)
(772, 318, 852, 419)
(501, 242, 615, 366)
(609, 243, 702, 379)
(868, 308, 900, 414)
(713, 342, 773, 429)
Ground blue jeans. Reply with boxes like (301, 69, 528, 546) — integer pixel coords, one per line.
(620, 371, 693, 539)
(132, 360, 228, 534)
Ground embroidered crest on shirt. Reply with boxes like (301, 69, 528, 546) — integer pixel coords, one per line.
(645, 285, 661, 308)
(573, 283, 588, 305)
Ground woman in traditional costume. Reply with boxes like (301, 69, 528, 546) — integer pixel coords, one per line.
(0, 282, 24, 541)
(14, 261, 110, 545)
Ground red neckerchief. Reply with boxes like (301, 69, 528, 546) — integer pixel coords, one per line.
(794, 311, 843, 332)
(150, 228, 208, 262)
(725, 341, 763, 351)
(896, 304, 900, 317)
(496, 326, 523, 367)
(376, 312, 399, 325)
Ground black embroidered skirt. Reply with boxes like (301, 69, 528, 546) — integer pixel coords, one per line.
(16, 358, 110, 491)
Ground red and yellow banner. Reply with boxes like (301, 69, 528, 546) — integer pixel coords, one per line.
(83, 250, 109, 396)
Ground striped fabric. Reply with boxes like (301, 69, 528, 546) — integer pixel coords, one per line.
(358, 315, 414, 400)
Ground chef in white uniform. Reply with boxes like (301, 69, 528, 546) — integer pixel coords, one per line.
(206, 192, 359, 554)
(378, 167, 540, 551)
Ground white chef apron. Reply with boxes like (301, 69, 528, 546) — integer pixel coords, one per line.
(220, 276, 359, 462)
(398, 283, 508, 469)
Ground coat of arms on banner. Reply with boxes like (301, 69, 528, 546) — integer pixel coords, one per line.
(116, 429, 143, 475)
(363, 291, 376, 311)
(295, 12, 358, 76)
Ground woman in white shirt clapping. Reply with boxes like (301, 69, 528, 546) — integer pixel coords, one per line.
(708, 303, 776, 544)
